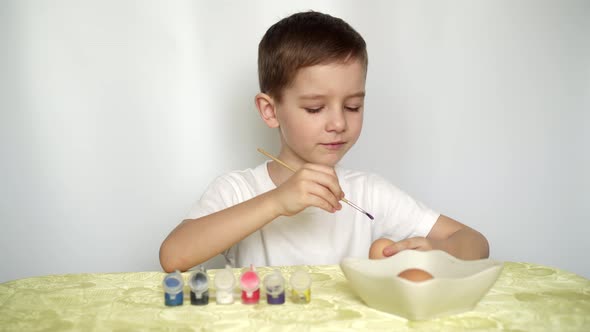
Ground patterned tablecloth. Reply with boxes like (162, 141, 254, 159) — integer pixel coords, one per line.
(1, 262, 589, 331)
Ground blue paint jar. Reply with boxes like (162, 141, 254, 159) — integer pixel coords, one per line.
(163, 270, 184, 306)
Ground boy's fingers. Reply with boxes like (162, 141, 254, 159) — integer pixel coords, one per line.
(299, 166, 344, 201)
(383, 238, 422, 256)
(383, 245, 396, 256)
(309, 194, 338, 213)
(307, 182, 342, 211)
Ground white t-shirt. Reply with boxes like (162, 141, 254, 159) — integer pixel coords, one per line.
(187, 161, 439, 267)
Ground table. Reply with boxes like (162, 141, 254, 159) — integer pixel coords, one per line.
(1, 262, 589, 331)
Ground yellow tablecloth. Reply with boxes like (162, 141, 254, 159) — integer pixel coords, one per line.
(1, 262, 589, 331)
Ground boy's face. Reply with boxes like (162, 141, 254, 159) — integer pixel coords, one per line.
(275, 59, 366, 167)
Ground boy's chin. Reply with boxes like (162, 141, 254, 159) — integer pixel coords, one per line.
(286, 146, 347, 166)
(308, 153, 344, 167)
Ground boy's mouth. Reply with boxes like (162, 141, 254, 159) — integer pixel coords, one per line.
(320, 141, 346, 150)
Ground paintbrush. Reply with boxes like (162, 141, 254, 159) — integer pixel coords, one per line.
(257, 148, 374, 220)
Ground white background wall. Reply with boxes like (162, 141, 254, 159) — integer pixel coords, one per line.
(1, 0, 588, 283)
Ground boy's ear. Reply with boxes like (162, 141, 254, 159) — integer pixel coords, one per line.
(255, 93, 279, 128)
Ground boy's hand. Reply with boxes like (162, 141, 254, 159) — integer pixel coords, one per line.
(382, 237, 436, 257)
(271, 163, 344, 216)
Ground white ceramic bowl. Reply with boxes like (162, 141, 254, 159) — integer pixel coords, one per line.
(340, 250, 503, 320)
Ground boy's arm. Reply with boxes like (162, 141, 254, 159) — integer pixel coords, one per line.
(383, 215, 489, 260)
(159, 190, 282, 273)
(159, 163, 344, 272)
(426, 215, 490, 259)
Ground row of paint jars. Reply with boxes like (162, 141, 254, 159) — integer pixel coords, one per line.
(163, 265, 312, 306)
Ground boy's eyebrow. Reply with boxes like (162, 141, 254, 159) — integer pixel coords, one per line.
(298, 94, 326, 100)
(346, 91, 366, 98)
(298, 91, 366, 100)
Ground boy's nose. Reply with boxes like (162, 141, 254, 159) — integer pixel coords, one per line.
(325, 109, 346, 132)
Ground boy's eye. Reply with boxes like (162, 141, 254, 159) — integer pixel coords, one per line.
(304, 107, 323, 113)
(345, 106, 361, 112)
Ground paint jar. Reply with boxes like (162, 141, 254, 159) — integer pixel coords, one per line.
(290, 269, 311, 304)
(264, 269, 285, 305)
(163, 270, 184, 306)
(214, 265, 236, 305)
(188, 266, 209, 305)
(240, 265, 260, 304)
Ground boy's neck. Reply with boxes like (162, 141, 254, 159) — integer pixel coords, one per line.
(265, 148, 341, 187)
(266, 160, 293, 187)
(266, 147, 309, 187)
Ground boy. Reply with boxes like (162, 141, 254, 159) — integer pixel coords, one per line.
(159, 11, 489, 272)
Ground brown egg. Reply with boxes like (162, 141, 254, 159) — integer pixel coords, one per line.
(369, 238, 396, 259)
(397, 268, 434, 282)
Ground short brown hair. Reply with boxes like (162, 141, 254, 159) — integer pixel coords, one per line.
(258, 11, 368, 102)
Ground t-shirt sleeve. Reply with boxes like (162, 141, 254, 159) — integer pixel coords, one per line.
(369, 174, 440, 241)
(184, 174, 241, 266)
(186, 175, 240, 220)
